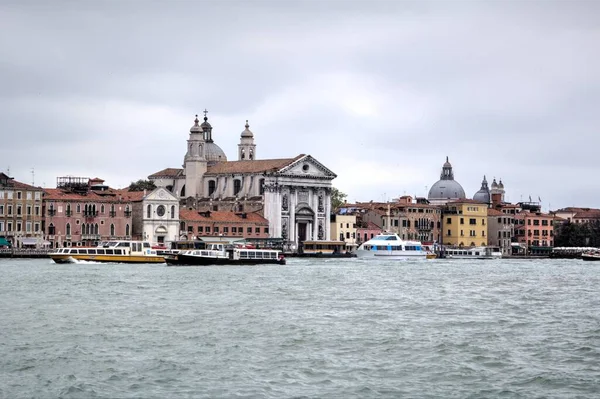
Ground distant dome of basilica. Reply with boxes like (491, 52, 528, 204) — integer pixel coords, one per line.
(473, 175, 491, 204)
(428, 157, 466, 201)
(205, 142, 227, 165)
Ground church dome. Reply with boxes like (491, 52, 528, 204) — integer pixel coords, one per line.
(473, 175, 490, 204)
(204, 142, 227, 165)
(241, 120, 253, 138)
(428, 156, 466, 201)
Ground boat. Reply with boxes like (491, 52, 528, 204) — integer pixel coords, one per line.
(290, 240, 357, 258)
(442, 246, 502, 260)
(166, 242, 286, 266)
(49, 240, 165, 264)
(356, 233, 427, 259)
(581, 250, 600, 261)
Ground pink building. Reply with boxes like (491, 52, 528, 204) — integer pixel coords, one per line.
(179, 209, 270, 240)
(43, 177, 133, 248)
(513, 211, 555, 256)
(356, 221, 383, 245)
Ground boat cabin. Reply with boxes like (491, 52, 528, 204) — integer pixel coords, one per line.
(301, 240, 350, 255)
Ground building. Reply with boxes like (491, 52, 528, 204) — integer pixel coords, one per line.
(179, 209, 269, 240)
(487, 208, 514, 256)
(0, 173, 45, 248)
(43, 177, 133, 248)
(428, 157, 466, 205)
(119, 187, 180, 246)
(330, 213, 358, 247)
(513, 210, 555, 255)
(552, 207, 600, 224)
(473, 176, 491, 206)
(356, 221, 383, 245)
(442, 199, 488, 247)
(149, 113, 337, 250)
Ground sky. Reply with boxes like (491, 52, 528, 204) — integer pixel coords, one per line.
(1, 0, 599, 211)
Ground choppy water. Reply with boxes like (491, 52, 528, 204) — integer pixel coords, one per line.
(1, 257, 599, 399)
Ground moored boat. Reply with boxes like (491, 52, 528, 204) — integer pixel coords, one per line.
(167, 242, 286, 266)
(581, 251, 600, 261)
(49, 240, 165, 264)
(356, 233, 427, 259)
(443, 246, 502, 260)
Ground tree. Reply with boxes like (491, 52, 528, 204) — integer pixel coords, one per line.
(128, 179, 156, 192)
(331, 187, 348, 212)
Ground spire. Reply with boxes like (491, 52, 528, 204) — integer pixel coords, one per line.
(200, 108, 213, 142)
(241, 119, 254, 138)
(190, 114, 202, 133)
(440, 157, 454, 180)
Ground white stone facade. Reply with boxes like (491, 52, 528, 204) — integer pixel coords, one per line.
(141, 187, 180, 246)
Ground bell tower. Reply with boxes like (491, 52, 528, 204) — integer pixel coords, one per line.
(183, 114, 207, 198)
(238, 120, 256, 161)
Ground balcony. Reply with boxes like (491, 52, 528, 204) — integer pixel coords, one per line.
(124, 211, 132, 217)
(65, 210, 73, 217)
(109, 211, 117, 217)
(82, 234, 101, 240)
(47, 209, 57, 216)
(84, 211, 98, 218)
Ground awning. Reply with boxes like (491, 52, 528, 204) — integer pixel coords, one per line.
(20, 238, 39, 246)
(0, 237, 10, 247)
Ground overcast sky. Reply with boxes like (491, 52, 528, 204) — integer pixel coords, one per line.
(1, 0, 598, 211)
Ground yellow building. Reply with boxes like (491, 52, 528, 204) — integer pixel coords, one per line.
(330, 214, 358, 247)
(442, 200, 488, 247)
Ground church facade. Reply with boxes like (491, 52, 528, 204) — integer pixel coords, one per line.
(148, 113, 337, 248)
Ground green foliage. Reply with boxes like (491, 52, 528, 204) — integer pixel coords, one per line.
(331, 187, 348, 212)
(128, 179, 157, 192)
(554, 220, 600, 247)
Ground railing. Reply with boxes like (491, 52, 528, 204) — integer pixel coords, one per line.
(82, 234, 101, 240)
(124, 211, 132, 217)
(84, 211, 98, 217)
(65, 210, 72, 216)
(109, 211, 117, 217)
(48, 209, 57, 216)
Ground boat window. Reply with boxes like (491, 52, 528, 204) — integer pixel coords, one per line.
(96, 249, 105, 254)
(106, 249, 114, 255)
(240, 251, 248, 259)
(143, 243, 150, 248)
(249, 252, 256, 259)
(88, 249, 96, 254)
(77, 249, 86, 254)
(118, 242, 129, 247)
(115, 249, 122, 255)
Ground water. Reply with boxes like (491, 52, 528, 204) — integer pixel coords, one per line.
(1, 258, 599, 398)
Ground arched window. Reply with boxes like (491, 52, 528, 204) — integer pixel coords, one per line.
(208, 180, 216, 196)
(82, 223, 86, 235)
(259, 178, 265, 195)
(340, 233, 344, 241)
(170, 205, 175, 219)
(48, 223, 55, 235)
(66, 223, 71, 235)
(94, 224, 99, 234)
(125, 224, 130, 236)
(180, 221, 185, 231)
(101, 204, 105, 214)
(147, 204, 151, 218)
(233, 179, 242, 195)
(180, 185, 186, 197)
(110, 224, 115, 236)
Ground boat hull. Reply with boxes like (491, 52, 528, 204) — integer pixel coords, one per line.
(581, 254, 600, 261)
(356, 250, 427, 259)
(50, 254, 166, 264)
(167, 254, 286, 266)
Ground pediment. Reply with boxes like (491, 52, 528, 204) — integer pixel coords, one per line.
(144, 187, 178, 202)
(279, 155, 337, 179)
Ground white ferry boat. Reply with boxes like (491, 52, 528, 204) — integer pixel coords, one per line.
(356, 233, 427, 259)
(443, 246, 502, 260)
(49, 240, 165, 264)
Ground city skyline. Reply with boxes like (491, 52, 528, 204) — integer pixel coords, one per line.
(1, 1, 598, 210)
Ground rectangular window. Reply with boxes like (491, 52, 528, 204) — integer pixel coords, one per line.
(205, 226, 211, 233)
(8, 205, 13, 216)
(0, 222, 3, 232)
(16, 222, 22, 232)
(34, 223, 40, 232)
(527, 219, 531, 225)
(213, 227, 219, 233)
(27, 205, 32, 215)
(0, 190, 3, 199)
(446, 218, 451, 224)
(447, 229, 451, 236)
(35, 192, 41, 200)
(247, 227, 252, 234)
(231, 227, 237, 233)
(26, 192, 32, 200)
(542, 220, 548, 226)
(223, 227, 229, 233)
(7, 222, 12, 232)
(7, 191, 13, 200)
(460, 230, 464, 236)
(0, 205, 3, 215)
(17, 206, 22, 216)
(460, 218, 464, 224)
(17, 191, 22, 200)
(255, 227, 260, 233)
(26, 222, 32, 232)
(187, 226, 193, 232)
(197, 226, 203, 233)
(469, 218, 476, 225)
(35, 206, 40, 216)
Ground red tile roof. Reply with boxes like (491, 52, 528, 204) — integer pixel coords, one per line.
(487, 209, 504, 216)
(148, 168, 183, 178)
(179, 209, 268, 224)
(43, 188, 131, 202)
(205, 155, 304, 175)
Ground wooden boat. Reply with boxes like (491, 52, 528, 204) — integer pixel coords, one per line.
(49, 240, 165, 264)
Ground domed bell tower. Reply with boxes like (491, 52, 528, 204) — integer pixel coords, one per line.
(238, 120, 256, 161)
(184, 114, 208, 199)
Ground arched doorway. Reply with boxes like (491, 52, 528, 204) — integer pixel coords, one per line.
(155, 226, 168, 245)
(295, 205, 315, 244)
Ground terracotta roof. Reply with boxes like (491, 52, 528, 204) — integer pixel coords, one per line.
(573, 211, 600, 219)
(11, 180, 42, 190)
(487, 209, 504, 216)
(148, 168, 183, 178)
(43, 188, 131, 202)
(115, 189, 146, 202)
(179, 209, 268, 224)
(358, 221, 383, 230)
(205, 155, 304, 175)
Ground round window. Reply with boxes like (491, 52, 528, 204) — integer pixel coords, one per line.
(156, 205, 166, 217)
(302, 164, 309, 172)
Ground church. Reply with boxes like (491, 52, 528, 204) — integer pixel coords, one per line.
(148, 112, 337, 248)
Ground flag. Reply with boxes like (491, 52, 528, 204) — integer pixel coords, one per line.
(538, 196, 541, 202)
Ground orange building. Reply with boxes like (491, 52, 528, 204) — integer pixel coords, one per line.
(179, 209, 269, 240)
(513, 211, 555, 255)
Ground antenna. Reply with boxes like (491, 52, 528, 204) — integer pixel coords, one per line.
(31, 168, 35, 186)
